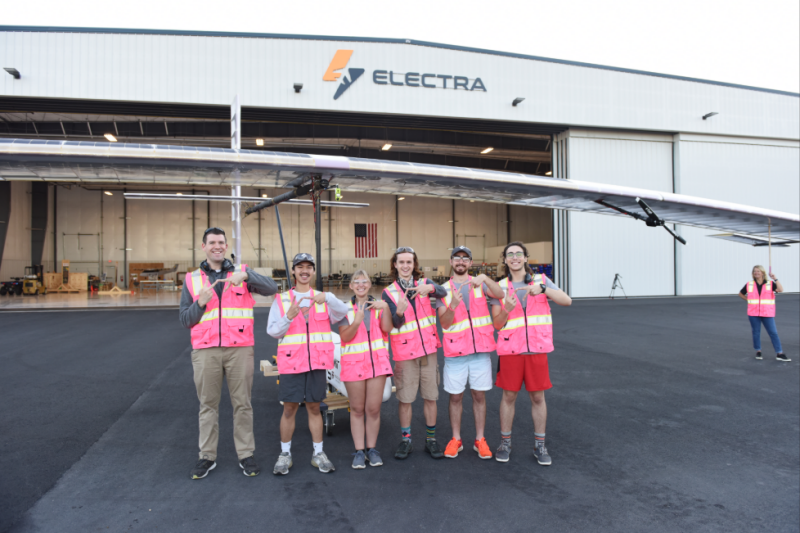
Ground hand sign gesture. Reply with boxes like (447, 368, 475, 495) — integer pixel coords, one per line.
(198, 278, 226, 307)
(525, 284, 544, 296)
(311, 291, 327, 305)
(408, 283, 434, 297)
(504, 290, 518, 313)
(367, 299, 388, 312)
(396, 290, 410, 316)
(286, 295, 310, 320)
(470, 274, 486, 288)
(448, 289, 464, 311)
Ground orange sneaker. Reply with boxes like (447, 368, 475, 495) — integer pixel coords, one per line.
(444, 438, 463, 458)
(473, 438, 492, 459)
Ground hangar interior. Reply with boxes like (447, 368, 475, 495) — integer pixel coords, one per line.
(0, 99, 559, 289)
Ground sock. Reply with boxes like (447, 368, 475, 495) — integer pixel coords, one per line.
(401, 427, 412, 442)
(534, 432, 546, 449)
(426, 425, 436, 441)
(281, 441, 291, 455)
(501, 431, 511, 445)
(313, 441, 323, 455)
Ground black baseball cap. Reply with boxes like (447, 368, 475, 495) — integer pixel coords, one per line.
(451, 246, 473, 259)
(292, 253, 315, 267)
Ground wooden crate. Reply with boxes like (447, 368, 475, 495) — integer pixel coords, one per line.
(44, 271, 88, 292)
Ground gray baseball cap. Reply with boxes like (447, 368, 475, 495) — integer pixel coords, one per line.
(292, 253, 315, 267)
(451, 246, 473, 259)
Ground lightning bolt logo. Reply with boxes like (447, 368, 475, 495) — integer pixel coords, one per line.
(324, 50, 365, 100)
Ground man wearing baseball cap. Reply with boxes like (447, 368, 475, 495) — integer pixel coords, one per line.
(436, 246, 505, 460)
(267, 253, 349, 475)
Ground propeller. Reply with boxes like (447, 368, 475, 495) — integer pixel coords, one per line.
(594, 198, 687, 245)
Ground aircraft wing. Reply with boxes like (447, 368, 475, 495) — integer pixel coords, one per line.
(1, 138, 797, 241)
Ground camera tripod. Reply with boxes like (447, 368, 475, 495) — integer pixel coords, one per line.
(609, 273, 627, 299)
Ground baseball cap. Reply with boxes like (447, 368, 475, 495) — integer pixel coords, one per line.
(292, 253, 316, 267)
(451, 246, 473, 259)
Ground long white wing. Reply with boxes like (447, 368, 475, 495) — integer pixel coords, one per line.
(1, 138, 797, 240)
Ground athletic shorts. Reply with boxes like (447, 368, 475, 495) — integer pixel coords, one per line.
(279, 369, 328, 403)
(394, 353, 439, 403)
(443, 353, 493, 394)
(495, 353, 552, 392)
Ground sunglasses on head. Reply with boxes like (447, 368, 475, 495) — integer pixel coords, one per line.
(396, 247, 415, 254)
(294, 253, 314, 262)
(204, 227, 225, 236)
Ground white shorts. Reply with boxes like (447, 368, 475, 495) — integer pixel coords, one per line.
(442, 353, 493, 394)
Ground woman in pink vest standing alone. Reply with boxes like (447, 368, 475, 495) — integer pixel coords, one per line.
(739, 265, 789, 362)
(337, 270, 394, 469)
(490, 242, 572, 465)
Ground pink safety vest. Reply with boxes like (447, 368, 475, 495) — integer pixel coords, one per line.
(441, 277, 497, 357)
(339, 302, 393, 381)
(383, 279, 441, 361)
(274, 289, 335, 374)
(746, 280, 776, 317)
(186, 264, 255, 350)
(495, 275, 554, 355)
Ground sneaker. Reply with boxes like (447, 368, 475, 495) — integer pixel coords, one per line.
(473, 438, 492, 460)
(425, 439, 444, 459)
(367, 448, 383, 467)
(444, 438, 463, 458)
(755, 351, 763, 360)
(238, 456, 260, 477)
(533, 444, 552, 466)
(311, 451, 336, 473)
(777, 353, 791, 362)
(190, 458, 216, 480)
(394, 439, 413, 460)
(272, 452, 292, 475)
(352, 450, 366, 469)
(496, 440, 511, 463)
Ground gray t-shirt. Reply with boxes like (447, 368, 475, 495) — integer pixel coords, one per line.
(435, 280, 493, 312)
(488, 275, 560, 308)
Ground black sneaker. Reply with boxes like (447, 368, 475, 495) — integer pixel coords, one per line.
(394, 439, 413, 460)
(425, 439, 444, 459)
(239, 456, 260, 477)
(777, 353, 791, 362)
(755, 351, 763, 360)
(190, 458, 216, 480)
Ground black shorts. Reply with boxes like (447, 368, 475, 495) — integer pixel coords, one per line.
(278, 369, 328, 403)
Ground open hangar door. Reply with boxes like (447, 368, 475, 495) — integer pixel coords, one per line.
(0, 101, 561, 285)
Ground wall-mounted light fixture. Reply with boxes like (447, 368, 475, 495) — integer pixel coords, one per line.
(3, 68, 20, 79)
(702, 112, 719, 120)
(512, 97, 525, 107)
(293, 83, 303, 93)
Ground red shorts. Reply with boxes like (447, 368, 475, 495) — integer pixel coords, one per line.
(495, 353, 552, 392)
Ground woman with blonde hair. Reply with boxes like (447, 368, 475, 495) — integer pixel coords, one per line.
(738, 265, 789, 362)
(337, 270, 394, 468)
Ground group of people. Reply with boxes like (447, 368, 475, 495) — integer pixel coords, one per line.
(179, 226, 788, 480)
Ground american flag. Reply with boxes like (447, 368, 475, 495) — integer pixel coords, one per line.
(355, 223, 378, 258)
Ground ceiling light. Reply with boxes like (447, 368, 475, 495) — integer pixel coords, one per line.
(470, 200, 475, 203)
(104, 133, 117, 142)
(104, 191, 113, 196)
(702, 112, 719, 120)
(176, 192, 183, 196)
(545, 171, 552, 176)
(262, 194, 268, 198)
(256, 139, 264, 146)
(382, 144, 392, 151)
(481, 147, 494, 154)
(512, 97, 525, 107)
(398, 197, 405, 201)
(4, 68, 21, 79)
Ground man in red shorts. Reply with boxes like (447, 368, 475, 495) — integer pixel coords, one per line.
(490, 242, 571, 465)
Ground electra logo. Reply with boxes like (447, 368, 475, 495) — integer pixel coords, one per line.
(323, 50, 365, 100)
(323, 49, 488, 100)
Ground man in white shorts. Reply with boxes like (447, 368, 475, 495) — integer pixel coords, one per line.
(436, 246, 504, 459)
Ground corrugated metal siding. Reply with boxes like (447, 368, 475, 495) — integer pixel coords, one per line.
(676, 136, 800, 295)
(0, 31, 798, 139)
(566, 130, 675, 297)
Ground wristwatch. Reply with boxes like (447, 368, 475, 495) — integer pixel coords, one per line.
(540, 284, 547, 294)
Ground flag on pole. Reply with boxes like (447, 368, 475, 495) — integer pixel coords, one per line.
(355, 223, 378, 258)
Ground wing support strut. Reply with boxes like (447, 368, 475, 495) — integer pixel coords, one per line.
(595, 198, 687, 245)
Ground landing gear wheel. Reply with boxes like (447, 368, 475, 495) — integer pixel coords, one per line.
(324, 410, 335, 436)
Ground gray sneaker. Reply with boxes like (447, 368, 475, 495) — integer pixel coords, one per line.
(533, 444, 552, 466)
(496, 441, 511, 463)
(311, 451, 336, 473)
(352, 450, 366, 469)
(272, 452, 292, 475)
(367, 448, 383, 467)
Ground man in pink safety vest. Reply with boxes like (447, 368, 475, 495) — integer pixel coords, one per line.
(738, 265, 788, 362)
(179, 227, 279, 480)
(435, 246, 505, 460)
(490, 242, 572, 466)
(267, 253, 349, 475)
(382, 246, 448, 460)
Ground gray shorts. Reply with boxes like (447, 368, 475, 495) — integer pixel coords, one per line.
(278, 369, 328, 403)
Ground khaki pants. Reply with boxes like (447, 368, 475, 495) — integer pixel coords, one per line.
(394, 353, 440, 403)
(191, 346, 255, 461)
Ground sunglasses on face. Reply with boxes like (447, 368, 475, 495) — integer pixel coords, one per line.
(505, 251, 526, 258)
(396, 247, 415, 254)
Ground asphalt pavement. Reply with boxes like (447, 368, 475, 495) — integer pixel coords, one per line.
(1, 295, 798, 533)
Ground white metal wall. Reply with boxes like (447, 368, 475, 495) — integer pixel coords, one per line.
(0, 30, 798, 139)
(675, 134, 800, 295)
(565, 130, 676, 297)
